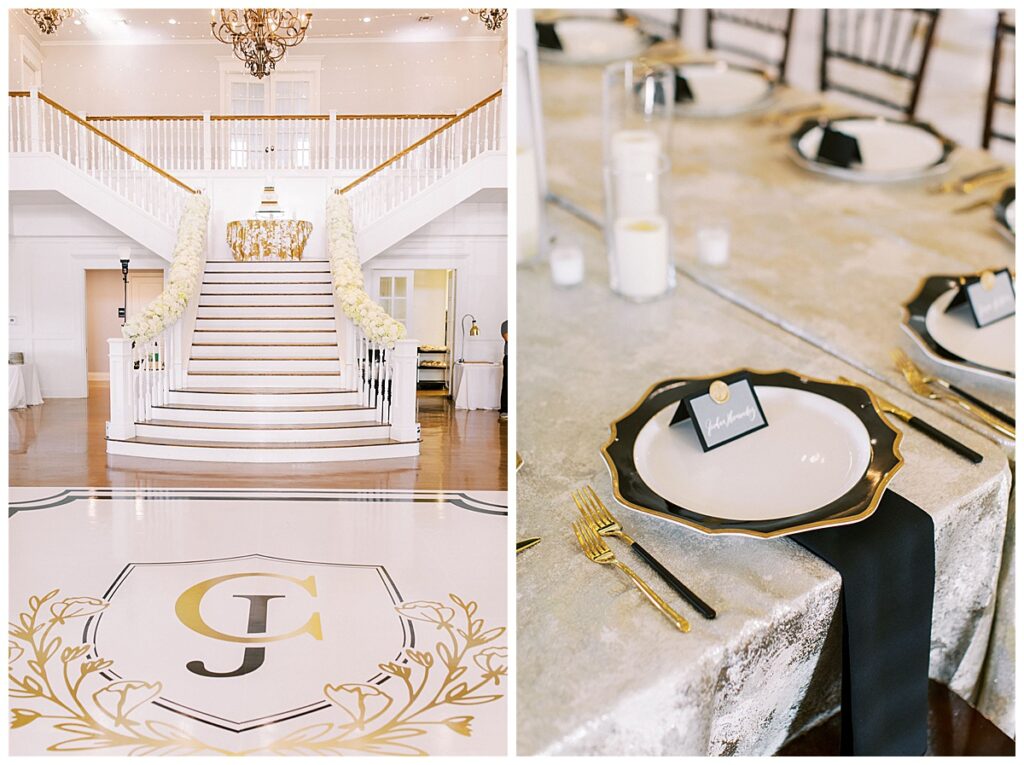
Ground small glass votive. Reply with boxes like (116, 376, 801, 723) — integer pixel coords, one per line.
(550, 242, 584, 287)
(695, 220, 731, 267)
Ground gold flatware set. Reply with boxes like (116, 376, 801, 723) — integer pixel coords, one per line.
(570, 485, 716, 632)
(891, 350, 1014, 440)
(929, 165, 1011, 195)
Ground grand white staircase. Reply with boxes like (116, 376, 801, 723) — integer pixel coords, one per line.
(10, 87, 505, 463)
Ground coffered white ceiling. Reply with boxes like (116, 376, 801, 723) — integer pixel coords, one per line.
(13, 8, 504, 45)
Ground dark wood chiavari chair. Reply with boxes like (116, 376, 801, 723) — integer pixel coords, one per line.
(705, 9, 797, 82)
(982, 11, 1015, 149)
(614, 8, 684, 43)
(820, 9, 940, 118)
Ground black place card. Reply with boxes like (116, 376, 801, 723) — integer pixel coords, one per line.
(816, 125, 863, 168)
(670, 376, 769, 452)
(945, 268, 1016, 328)
(674, 73, 694, 103)
(536, 22, 562, 50)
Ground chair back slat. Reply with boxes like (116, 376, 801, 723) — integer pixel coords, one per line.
(821, 8, 940, 117)
(615, 9, 683, 42)
(983, 12, 1016, 149)
(705, 9, 796, 82)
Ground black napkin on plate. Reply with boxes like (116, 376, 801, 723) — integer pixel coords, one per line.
(536, 22, 563, 50)
(816, 125, 863, 168)
(792, 491, 934, 756)
(634, 74, 694, 107)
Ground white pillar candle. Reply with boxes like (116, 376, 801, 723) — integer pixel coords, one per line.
(696, 223, 730, 266)
(613, 215, 670, 300)
(611, 130, 661, 218)
(550, 243, 584, 287)
(517, 146, 541, 264)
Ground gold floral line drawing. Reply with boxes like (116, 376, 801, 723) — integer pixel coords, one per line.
(9, 590, 506, 755)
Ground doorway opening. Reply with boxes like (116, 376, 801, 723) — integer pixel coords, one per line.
(85, 268, 163, 382)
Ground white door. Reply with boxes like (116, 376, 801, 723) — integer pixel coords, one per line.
(372, 271, 414, 327)
(225, 73, 315, 169)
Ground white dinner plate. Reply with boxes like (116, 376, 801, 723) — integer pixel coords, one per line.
(602, 371, 903, 538)
(537, 18, 650, 66)
(903, 274, 1015, 382)
(674, 62, 776, 117)
(790, 116, 955, 183)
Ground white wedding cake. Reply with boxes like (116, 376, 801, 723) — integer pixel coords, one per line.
(254, 185, 287, 220)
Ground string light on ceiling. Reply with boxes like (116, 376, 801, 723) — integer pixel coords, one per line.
(468, 9, 507, 31)
(210, 8, 313, 79)
(24, 8, 74, 35)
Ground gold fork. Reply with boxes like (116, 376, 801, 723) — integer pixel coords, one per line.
(891, 350, 1015, 439)
(573, 486, 716, 619)
(571, 520, 690, 633)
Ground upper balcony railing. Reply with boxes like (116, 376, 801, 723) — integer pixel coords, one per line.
(9, 89, 197, 229)
(84, 110, 456, 173)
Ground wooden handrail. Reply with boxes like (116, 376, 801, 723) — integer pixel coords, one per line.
(336, 89, 502, 195)
(84, 112, 457, 122)
(13, 91, 197, 194)
(9, 91, 30, 97)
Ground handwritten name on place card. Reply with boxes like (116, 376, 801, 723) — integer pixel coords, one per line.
(678, 378, 769, 452)
(965, 269, 1015, 328)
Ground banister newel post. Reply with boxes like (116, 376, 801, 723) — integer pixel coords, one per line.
(202, 111, 212, 171)
(328, 110, 338, 170)
(389, 339, 420, 443)
(28, 87, 41, 152)
(107, 338, 136, 440)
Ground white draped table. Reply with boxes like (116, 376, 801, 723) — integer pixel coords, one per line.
(9, 364, 43, 410)
(453, 361, 502, 410)
(516, 206, 1011, 755)
(536, 62, 1016, 738)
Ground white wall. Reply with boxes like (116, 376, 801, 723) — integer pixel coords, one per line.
(13, 32, 503, 115)
(369, 199, 507, 363)
(10, 201, 166, 397)
(411, 269, 449, 347)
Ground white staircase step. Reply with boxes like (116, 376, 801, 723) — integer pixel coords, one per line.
(184, 373, 344, 388)
(201, 271, 332, 284)
(205, 259, 329, 272)
(135, 419, 391, 443)
(188, 358, 341, 374)
(200, 282, 335, 295)
(151, 402, 375, 425)
(107, 436, 419, 463)
(200, 292, 334, 306)
(195, 317, 335, 330)
(192, 329, 338, 344)
(168, 388, 361, 407)
(191, 343, 339, 359)
(196, 305, 335, 319)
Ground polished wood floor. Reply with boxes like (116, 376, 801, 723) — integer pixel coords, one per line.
(778, 681, 1014, 756)
(9, 382, 507, 489)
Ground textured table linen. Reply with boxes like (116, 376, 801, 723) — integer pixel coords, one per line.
(515, 208, 1011, 755)
(538, 62, 1016, 736)
(453, 361, 502, 410)
(8, 363, 43, 409)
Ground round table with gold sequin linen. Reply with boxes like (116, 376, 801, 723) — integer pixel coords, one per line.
(226, 219, 313, 261)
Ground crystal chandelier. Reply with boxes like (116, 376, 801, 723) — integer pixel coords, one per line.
(25, 8, 73, 35)
(469, 9, 508, 32)
(211, 9, 313, 79)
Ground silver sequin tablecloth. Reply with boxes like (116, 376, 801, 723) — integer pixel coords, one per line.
(515, 205, 1011, 755)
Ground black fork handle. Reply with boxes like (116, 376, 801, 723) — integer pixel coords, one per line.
(629, 541, 717, 619)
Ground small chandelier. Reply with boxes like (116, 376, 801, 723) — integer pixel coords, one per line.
(25, 8, 74, 35)
(211, 9, 313, 79)
(469, 9, 508, 32)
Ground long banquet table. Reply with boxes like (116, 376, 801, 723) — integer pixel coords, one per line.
(517, 62, 1015, 753)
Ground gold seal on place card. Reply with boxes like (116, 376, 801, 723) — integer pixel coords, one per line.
(709, 379, 731, 404)
(980, 270, 997, 291)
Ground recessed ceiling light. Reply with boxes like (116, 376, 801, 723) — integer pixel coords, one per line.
(168, 18, 177, 25)
(73, 19, 82, 25)
(461, 15, 469, 22)
(362, 17, 371, 23)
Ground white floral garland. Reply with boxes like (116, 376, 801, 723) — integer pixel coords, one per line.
(122, 194, 211, 343)
(326, 194, 407, 347)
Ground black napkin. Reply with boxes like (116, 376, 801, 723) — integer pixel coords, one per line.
(792, 491, 934, 756)
(634, 75, 694, 108)
(816, 125, 863, 168)
(536, 22, 562, 50)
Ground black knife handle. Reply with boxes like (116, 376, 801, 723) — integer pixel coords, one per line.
(908, 416, 983, 464)
(946, 384, 1015, 428)
(630, 542, 717, 619)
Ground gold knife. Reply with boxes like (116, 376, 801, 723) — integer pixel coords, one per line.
(516, 538, 541, 554)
